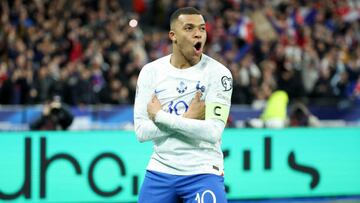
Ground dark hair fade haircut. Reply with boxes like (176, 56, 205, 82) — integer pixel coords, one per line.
(170, 7, 204, 29)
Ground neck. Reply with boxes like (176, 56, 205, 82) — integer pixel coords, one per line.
(170, 46, 201, 69)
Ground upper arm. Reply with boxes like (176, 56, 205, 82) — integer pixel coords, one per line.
(134, 67, 153, 137)
(205, 68, 233, 124)
(134, 65, 174, 142)
(134, 66, 153, 121)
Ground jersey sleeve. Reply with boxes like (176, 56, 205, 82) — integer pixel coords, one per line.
(134, 65, 171, 142)
(205, 67, 233, 124)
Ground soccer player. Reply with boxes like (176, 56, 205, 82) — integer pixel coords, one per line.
(134, 7, 232, 203)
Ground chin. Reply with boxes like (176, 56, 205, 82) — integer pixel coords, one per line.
(189, 55, 201, 65)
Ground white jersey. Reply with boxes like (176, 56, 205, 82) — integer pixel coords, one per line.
(134, 54, 232, 175)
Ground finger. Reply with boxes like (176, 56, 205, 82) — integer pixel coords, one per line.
(153, 95, 160, 103)
(195, 91, 202, 101)
(151, 94, 156, 102)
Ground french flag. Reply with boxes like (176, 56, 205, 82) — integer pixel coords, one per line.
(229, 16, 254, 44)
(291, 8, 305, 26)
(288, 8, 305, 36)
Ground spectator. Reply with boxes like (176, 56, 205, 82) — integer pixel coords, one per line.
(30, 96, 74, 130)
(0, 0, 359, 108)
(288, 102, 321, 127)
(260, 90, 289, 128)
(246, 90, 289, 128)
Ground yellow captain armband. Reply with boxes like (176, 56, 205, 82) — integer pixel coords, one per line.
(205, 102, 230, 123)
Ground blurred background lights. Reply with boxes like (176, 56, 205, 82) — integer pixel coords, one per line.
(129, 19, 138, 27)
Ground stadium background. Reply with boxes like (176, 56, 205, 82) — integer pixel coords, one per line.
(0, 0, 360, 202)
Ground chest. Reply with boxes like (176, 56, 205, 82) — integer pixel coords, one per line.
(153, 72, 209, 116)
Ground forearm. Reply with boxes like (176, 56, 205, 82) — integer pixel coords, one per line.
(134, 117, 172, 142)
(154, 110, 225, 144)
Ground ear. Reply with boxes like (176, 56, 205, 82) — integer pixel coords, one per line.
(169, 30, 176, 43)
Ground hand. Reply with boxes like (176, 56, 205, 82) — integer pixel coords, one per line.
(43, 104, 51, 116)
(147, 95, 162, 121)
(183, 91, 205, 120)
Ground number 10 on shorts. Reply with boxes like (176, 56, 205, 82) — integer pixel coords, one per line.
(195, 190, 216, 203)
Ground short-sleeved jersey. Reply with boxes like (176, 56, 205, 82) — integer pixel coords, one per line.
(134, 54, 232, 175)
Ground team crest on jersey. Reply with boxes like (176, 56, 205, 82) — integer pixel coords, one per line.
(176, 81, 187, 94)
(221, 76, 232, 91)
(196, 81, 206, 93)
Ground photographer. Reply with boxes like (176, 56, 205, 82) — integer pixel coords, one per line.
(288, 102, 321, 127)
(30, 96, 74, 130)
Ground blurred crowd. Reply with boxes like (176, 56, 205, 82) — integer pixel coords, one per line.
(0, 0, 360, 107)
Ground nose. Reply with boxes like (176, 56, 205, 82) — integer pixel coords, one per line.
(194, 28, 202, 38)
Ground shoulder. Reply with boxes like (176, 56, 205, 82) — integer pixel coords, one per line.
(202, 55, 232, 84)
(202, 55, 232, 77)
(138, 55, 170, 80)
(202, 55, 233, 93)
(141, 55, 170, 73)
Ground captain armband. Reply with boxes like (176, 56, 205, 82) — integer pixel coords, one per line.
(205, 102, 230, 123)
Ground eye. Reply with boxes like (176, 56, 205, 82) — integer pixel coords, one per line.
(200, 26, 206, 31)
(184, 26, 193, 31)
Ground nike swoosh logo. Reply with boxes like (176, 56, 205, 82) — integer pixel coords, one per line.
(154, 89, 166, 94)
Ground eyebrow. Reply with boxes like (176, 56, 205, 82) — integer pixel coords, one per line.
(183, 23, 206, 27)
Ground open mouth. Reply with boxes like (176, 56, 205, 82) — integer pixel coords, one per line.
(194, 42, 202, 51)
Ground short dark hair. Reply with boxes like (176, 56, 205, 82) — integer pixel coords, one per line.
(170, 7, 203, 28)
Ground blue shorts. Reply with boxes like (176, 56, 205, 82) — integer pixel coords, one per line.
(138, 170, 228, 203)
